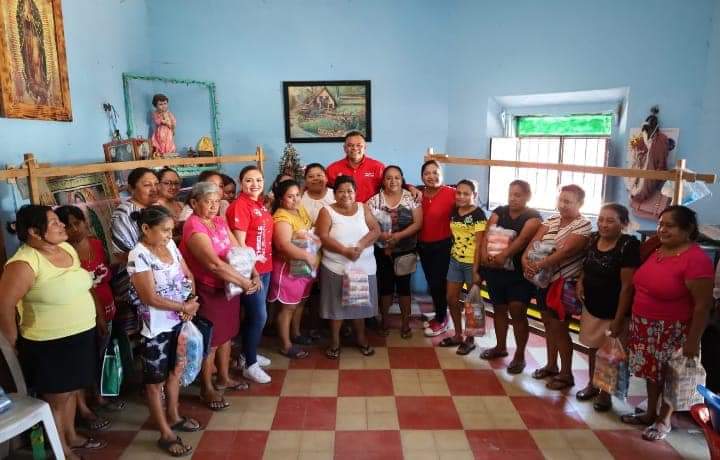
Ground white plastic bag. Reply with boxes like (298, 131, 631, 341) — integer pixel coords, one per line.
(290, 230, 321, 278)
(661, 172, 712, 206)
(527, 240, 555, 288)
(175, 321, 204, 387)
(463, 285, 486, 337)
(486, 225, 516, 270)
(225, 246, 257, 299)
(342, 262, 371, 308)
(664, 350, 706, 410)
(592, 335, 627, 394)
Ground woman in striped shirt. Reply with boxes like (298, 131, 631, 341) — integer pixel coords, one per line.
(522, 185, 591, 391)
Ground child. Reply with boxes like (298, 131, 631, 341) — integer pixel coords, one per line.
(438, 180, 486, 355)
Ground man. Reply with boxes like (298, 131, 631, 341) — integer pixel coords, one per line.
(326, 131, 385, 203)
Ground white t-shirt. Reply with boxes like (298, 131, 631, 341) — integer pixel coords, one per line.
(301, 188, 335, 223)
(127, 240, 190, 338)
(320, 204, 376, 276)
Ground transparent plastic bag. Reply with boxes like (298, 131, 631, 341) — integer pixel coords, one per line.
(592, 335, 627, 395)
(527, 240, 555, 288)
(487, 225, 516, 270)
(463, 284, 486, 337)
(225, 246, 257, 299)
(664, 350, 706, 410)
(290, 230, 321, 278)
(342, 262, 371, 308)
(661, 174, 712, 206)
(175, 320, 204, 387)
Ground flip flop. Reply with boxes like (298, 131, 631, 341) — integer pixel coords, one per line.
(546, 375, 575, 391)
(170, 416, 202, 432)
(480, 348, 509, 360)
(593, 398, 612, 412)
(325, 347, 341, 360)
(215, 381, 250, 391)
(157, 435, 192, 457)
(439, 337, 463, 347)
(358, 344, 375, 356)
(531, 367, 560, 379)
(642, 422, 671, 441)
(202, 396, 230, 411)
(280, 345, 310, 359)
(620, 413, 654, 426)
(456, 341, 477, 356)
(95, 399, 126, 412)
(506, 360, 526, 375)
(71, 437, 107, 451)
(78, 415, 111, 432)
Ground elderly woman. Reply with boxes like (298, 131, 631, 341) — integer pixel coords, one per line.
(368, 165, 422, 337)
(0, 205, 106, 460)
(156, 167, 184, 218)
(316, 175, 381, 359)
(522, 184, 591, 391)
(622, 206, 713, 441)
(301, 163, 335, 224)
(180, 182, 262, 407)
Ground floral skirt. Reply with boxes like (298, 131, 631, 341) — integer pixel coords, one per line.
(628, 314, 688, 383)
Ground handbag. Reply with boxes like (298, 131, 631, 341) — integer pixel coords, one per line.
(100, 340, 123, 397)
(192, 315, 214, 358)
(393, 252, 417, 276)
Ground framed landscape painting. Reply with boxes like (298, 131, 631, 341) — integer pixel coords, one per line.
(0, 0, 72, 121)
(283, 80, 371, 143)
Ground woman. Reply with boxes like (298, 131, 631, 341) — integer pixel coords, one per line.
(522, 184, 591, 391)
(221, 174, 237, 202)
(179, 170, 231, 224)
(479, 180, 541, 374)
(622, 206, 713, 441)
(301, 163, 335, 223)
(56, 205, 119, 431)
(0, 205, 106, 460)
(156, 168, 184, 218)
(128, 206, 202, 457)
(269, 179, 318, 358)
(417, 160, 456, 337)
(575, 203, 640, 411)
(368, 165, 423, 337)
(226, 165, 274, 382)
(439, 180, 486, 355)
(315, 176, 381, 359)
(181, 182, 261, 405)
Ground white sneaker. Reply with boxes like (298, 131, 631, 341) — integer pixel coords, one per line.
(238, 353, 272, 369)
(243, 363, 272, 384)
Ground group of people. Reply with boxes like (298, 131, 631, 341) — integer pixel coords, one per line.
(0, 130, 716, 458)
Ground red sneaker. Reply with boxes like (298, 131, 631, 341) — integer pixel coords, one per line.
(424, 318, 448, 337)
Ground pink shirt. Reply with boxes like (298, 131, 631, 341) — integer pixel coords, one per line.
(632, 243, 714, 322)
(180, 215, 232, 289)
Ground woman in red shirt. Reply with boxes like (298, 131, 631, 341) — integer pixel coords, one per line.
(623, 206, 714, 441)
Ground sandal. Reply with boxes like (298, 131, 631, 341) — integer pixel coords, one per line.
(576, 386, 600, 401)
(480, 348, 509, 360)
(215, 380, 250, 391)
(593, 396, 612, 412)
(506, 360, 526, 375)
(157, 435, 192, 457)
(642, 422, 671, 441)
(201, 396, 230, 411)
(280, 345, 310, 359)
(170, 416, 202, 432)
(325, 347, 341, 360)
(78, 415, 111, 432)
(531, 367, 560, 380)
(456, 341, 477, 356)
(358, 344, 375, 356)
(620, 413, 654, 426)
(71, 437, 107, 451)
(95, 399, 126, 412)
(291, 335, 314, 346)
(545, 375, 575, 391)
(400, 328, 413, 339)
(439, 337, 463, 347)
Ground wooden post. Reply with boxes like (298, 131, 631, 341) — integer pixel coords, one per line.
(23, 153, 40, 204)
(672, 158, 686, 205)
(256, 146, 264, 174)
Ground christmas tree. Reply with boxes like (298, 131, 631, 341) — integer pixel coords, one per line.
(278, 143, 304, 183)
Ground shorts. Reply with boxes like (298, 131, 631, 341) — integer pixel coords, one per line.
(268, 257, 314, 305)
(141, 327, 179, 385)
(447, 257, 473, 285)
(483, 268, 534, 305)
(375, 246, 412, 297)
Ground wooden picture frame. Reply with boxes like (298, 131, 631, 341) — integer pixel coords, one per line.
(283, 80, 371, 143)
(103, 138, 151, 194)
(0, 0, 72, 121)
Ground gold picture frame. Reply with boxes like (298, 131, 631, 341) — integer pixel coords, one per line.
(0, 0, 72, 121)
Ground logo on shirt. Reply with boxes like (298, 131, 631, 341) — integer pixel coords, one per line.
(463, 216, 474, 225)
(364, 172, 375, 177)
(252, 209, 263, 217)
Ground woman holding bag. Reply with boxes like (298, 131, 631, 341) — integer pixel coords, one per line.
(622, 206, 713, 441)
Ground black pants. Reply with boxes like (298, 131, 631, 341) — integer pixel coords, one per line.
(418, 238, 452, 323)
(701, 308, 720, 394)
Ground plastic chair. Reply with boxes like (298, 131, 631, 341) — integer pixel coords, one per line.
(691, 404, 720, 460)
(0, 333, 65, 460)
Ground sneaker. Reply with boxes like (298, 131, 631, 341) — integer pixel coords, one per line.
(239, 353, 272, 369)
(243, 363, 272, 384)
(424, 319, 448, 337)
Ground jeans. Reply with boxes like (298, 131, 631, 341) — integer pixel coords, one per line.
(418, 238, 451, 323)
(240, 272, 270, 366)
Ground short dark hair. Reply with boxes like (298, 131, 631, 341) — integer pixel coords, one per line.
(127, 167, 157, 189)
(344, 131, 365, 142)
(198, 170, 222, 183)
(509, 179, 531, 196)
(304, 163, 326, 178)
(381, 165, 406, 190)
(456, 179, 477, 193)
(239, 165, 262, 182)
(334, 175, 357, 192)
(600, 203, 630, 225)
(7, 205, 54, 242)
(55, 205, 86, 226)
(152, 93, 168, 107)
(156, 167, 179, 183)
(421, 159, 441, 175)
(560, 184, 585, 202)
(660, 205, 700, 240)
(130, 205, 174, 231)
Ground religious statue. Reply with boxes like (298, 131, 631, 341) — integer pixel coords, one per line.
(17, 0, 49, 104)
(151, 93, 176, 156)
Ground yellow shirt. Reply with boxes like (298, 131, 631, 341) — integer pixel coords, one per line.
(6, 242, 96, 341)
(273, 206, 313, 233)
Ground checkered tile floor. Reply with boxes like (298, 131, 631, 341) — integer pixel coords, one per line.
(79, 309, 711, 459)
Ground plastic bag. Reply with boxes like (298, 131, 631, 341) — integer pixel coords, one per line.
(100, 339, 123, 396)
(342, 262, 371, 308)
(463, 284, 486, 337)
(526, 240, 555, 288)
(225, 246, 257, 299)
(487, 225, 516, 270)
(661, 173, 712, 206)
(175, 320, 204, 387)
(290, 230, 321, 278)
(664, 350, 706, 410)
(592, 335, 627, 395)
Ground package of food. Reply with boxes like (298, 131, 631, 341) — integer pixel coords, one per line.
(527, 240, 555, 288)
(592, 335, 627, 394)
(225, 246, 257, 299)
(342, 262, 371, 308)
(486, 225, 517, 270)
(664, 350, 706, 411)
(463, 284, 486, 337)
(290, 230, 321, 278)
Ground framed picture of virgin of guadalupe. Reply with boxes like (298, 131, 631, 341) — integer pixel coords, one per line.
(0, 0, 72, 121)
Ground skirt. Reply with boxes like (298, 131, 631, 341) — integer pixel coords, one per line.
(318, 265, 378, 320)
(268, 258, 314, 305)
(196, 282, 241, 347)
(628, 314, 688, 383)
(18, 328, 97, 394)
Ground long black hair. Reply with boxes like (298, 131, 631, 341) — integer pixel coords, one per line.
(130, 205, 174, 234)
(271, 179, 300, 213)
(660, 205, 700, 240)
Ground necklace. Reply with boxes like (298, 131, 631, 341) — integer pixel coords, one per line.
(655, 244, 689, 262)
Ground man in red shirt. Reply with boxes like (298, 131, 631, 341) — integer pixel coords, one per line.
(326, 131, 385, 203)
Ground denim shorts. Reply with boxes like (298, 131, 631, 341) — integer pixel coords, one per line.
(446, 257, 474, 285)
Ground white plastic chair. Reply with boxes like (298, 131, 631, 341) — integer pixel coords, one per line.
(0, 333, 64, 460)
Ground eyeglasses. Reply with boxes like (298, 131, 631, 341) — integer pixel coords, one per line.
(161, 181, 181, 187)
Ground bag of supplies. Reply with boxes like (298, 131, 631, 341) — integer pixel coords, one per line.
(463, 284, 486, 337)
(290, 230, 321, 278)
(175, 320, 204, 387)
(225, 246, 257, 299)
(664, 350, 706, 410)
(342, 262, 371, 308)
(592, 335, 627, 394)
(486, 225, 516, 270)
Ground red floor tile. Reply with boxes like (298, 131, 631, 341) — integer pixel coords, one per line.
(195, 431, 238, 453)
(466, 429, 544, 460)
(594, 429, 683, 459)
(443, 369, 506, 395)
(511, 395, 588, 429)
(231, 431, 269, 459)
(271, 396, 337, 430)
(388, 347, 440, 369)
(82, 431, 136, 460)
(335, 430, 403, 457)
(395, 396, 462, 429)
(338, 369, 394, 396)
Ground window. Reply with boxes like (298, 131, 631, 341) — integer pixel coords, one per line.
(488, 114, 611, 215)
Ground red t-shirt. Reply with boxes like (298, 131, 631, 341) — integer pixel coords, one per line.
(632, 243, 714, 321)
(81, 237, 116, 322)
(226, 192, 274, 273)
(326, 155, 385, 203)
(419, 185, 455, 243)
